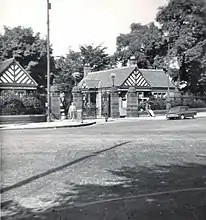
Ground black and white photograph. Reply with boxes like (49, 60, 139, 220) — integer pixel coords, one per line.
(0, 0, 206, 219)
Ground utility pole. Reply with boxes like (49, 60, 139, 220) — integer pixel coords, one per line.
(167, 40, 170, 98)
(47, 0, 51, 122)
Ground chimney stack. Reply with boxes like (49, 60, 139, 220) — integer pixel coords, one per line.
(84, 63, 91, 78)
(127, 56, 136, 66)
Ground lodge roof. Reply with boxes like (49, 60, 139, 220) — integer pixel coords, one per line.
(0, 58, 38, 90)
(0, 58, 14, 75)
(78, 65, 175, 89)
(82, 80, 100, 89)
(79, 66, 136, 88)
(139, 69, 174, 88)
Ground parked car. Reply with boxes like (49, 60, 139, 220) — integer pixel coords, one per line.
(166, 106, 197, 120)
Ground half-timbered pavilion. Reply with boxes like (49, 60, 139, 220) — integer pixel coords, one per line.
(0, 58, 38, 92)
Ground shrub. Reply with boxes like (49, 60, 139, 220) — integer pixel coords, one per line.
(138, 102, 145, 111)
(170, 98, 206, 108)
(170, 99, 182, 107)
(0, 91, 45, 115)
(0, 91, 24, 115)
(20, 95, 44, 114)
(188, 99, 206, 108)
(148, 98, 166, 110)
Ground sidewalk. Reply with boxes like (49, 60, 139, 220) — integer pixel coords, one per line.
(0, 119, 96, 130)
(96, 112, 206, 124)
(1, 112, 206, 130)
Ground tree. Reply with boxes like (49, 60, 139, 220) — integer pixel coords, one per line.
(54, 44, 116, 113)
(54, 44, 116, 91)
(80, 44, 116, 71)
(0, 26, 56, 90)
(156, 0, 206, 95)
(115, 22, 162, 68)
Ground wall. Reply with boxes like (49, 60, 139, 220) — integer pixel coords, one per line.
(0, 115, 46, 124)
(138, 108, 206, 116)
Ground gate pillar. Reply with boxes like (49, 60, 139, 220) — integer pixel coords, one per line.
(127, 86, 138, 117)
(110, 87, 120, 118)
(72, 86, 83, 120)
(50, 85, 61, 120)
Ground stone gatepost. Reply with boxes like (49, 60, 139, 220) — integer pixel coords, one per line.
(72, 86, 83, 121)
(127, 86, 138, 117)
(110, 87, 120, 118)
(96, 90, 102, 118)
(50, 85, 61, 120)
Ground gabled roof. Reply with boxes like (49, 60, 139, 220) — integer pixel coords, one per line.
(0, 58, 14, 75)
(78, 65, 175, 90)
(79, 66, 136, 88)
(0, 58, 38, 90)
(82, 80, 100, 89)
(140, 69, 175, 88)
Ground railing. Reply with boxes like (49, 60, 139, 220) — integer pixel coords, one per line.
(82, 107, 97, 119)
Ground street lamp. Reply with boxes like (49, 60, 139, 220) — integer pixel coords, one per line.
(110, 73, 116, 87)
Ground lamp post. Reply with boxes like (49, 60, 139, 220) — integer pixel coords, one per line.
(110, 73, 116, 87)
(46, 0, 51, 122)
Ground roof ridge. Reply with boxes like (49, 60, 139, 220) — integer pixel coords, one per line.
(0, 58, 14, 63)
(88, 65, 135, 75)
(140, 68, 164, 71)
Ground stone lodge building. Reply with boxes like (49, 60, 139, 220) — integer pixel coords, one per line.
(74, 60, 175, 118)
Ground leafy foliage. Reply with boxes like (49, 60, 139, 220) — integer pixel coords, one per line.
(115, 22, 162, 68)
(80, 44, 116, 71)
(156, 0, 206, 95)
(0, 26, 56, 90)
(148, 97, 167, 110)
(0, 91, 44, 115)
(54, 44, 116, 107)
(170, 98, 206, 108)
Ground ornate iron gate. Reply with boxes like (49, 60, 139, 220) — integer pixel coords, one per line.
(101, 91, 111, 117)
(82, 91, 97, 119)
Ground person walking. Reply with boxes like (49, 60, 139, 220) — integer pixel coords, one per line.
(145, 102, 150, 117)
(145, 102, 155, 117)
(166, 102, 172, 113)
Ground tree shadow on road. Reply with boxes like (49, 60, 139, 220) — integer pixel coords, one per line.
(2, 162, 206, 220)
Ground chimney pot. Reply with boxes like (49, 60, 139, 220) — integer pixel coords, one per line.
(127, 56, 136, 66)
(84, 63, 91, 78)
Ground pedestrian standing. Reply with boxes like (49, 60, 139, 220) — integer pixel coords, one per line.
(103, 101, 109, 122)
(69, 102, 77, 120)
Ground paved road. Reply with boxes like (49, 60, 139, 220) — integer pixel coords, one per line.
(1, 118, 206, 219)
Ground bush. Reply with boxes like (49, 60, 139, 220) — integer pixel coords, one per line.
(188, 99, 206, 108)
(138, 102, 145, 111)
(170, 98, 206, 108)
(0, 91, 45, 115)
(148, 98, 166, 110)
(0, 91, 24, 115)
(20, 95, 44, 114)
(170, 99, 182, 107)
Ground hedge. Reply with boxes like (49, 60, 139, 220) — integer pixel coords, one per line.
(138, 97, 206, 110)
(0, 91, 45, 115)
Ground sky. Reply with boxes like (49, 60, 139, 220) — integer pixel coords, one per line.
(0, 0, 167, 56)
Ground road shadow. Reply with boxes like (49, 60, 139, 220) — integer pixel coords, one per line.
(2, 162, 206, 220)
(1, 141, 130, 194)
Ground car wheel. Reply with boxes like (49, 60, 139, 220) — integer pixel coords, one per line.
(180, 115, 185, 120)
